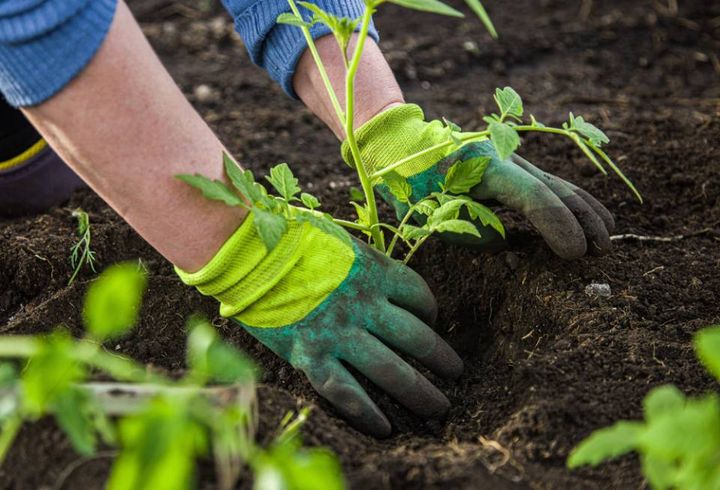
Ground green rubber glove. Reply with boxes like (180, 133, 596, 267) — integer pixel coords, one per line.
(342, 104, 616, 259)
(177, 211, 462, 437)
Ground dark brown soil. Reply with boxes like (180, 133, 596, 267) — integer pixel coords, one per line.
(1, 0, 719, 488)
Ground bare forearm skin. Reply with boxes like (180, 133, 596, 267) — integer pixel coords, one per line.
(22, 1, 246, 272)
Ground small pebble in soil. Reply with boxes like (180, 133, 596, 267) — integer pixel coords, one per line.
(585, 282, 612, 298)
(194, 84, 218, 103)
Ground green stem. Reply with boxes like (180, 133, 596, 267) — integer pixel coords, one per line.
(386, 202, 422, 258)
(371, 131, 489, 180)
(286, 0, 344, 123)
(403, 235, 431, 265)
(344, 6, 385, 251)
(0, 337, 40, 357)
(333, 218, 369, 232)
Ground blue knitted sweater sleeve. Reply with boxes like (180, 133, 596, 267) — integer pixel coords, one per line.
(0, 0, 118, 107)
(221, 0, 378, 97)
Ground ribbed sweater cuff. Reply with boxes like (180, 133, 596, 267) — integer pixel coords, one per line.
(0, 0, 118, 107)
(230, 0, 379, 98)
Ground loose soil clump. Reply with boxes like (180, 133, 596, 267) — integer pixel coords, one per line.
(1, 0, 719, 488)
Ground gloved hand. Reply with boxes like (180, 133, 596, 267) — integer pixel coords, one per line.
(342, 104, 616, 259)
(177, 211, 462, 437)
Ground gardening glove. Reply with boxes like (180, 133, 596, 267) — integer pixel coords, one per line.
(342, 104, 616, 259)
(176, 211, 463, 438)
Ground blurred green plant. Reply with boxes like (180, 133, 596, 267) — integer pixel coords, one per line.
(568, 326, 720, 490)
(0, 263, 345, 490)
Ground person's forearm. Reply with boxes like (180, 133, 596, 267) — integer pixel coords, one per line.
(21, 1, 246, 272)
(294, 35, 404, 139)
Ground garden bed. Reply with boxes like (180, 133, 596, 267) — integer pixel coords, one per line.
(1, 0, 719, 488)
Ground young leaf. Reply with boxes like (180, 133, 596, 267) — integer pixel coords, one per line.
(464, 201, 505, 237)
(382, 172, 413, 204)
(489, 121, 520, 160)
(83, 263, 147, 341)
(176, 174, 244, 208)
(351, 202, 370, 226)
(427, 199, 465, 227)
(571, 114, 610, 147)
(253, 208, 288, 251)
(349, 187, 365, 202)
(567, 421, 644, 468)
(295, 212, 352, 246)
(301, 193, 321, 210)
(276, 12, 313, 28)
(401, 224, 431, 241)
(414, 199, 439, 216)
(223, 153, 265, 204)
(695, 326, 720, 381)
(266, 163, 301, 201)
(463, 0, 497, 38)
(388, 0, 464, 18)
(443, 157, 490, 194)
(643, 385, 686, 422)
(434, 219, 481, 237)
(494, 87, 523, 120)
(187, 317, 256, 385)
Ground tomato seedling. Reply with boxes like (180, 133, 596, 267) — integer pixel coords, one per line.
(181, 0, 640, 263)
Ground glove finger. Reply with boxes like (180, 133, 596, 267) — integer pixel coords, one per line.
(385, 261, 438, 326)
(473, 157, 587, 259)
(302, 358, 392, 438)
(510, 154, 612, 255)
(366, 303, 463, 379)
(339, 331, 450, 419)
(557, 178, 616, 234)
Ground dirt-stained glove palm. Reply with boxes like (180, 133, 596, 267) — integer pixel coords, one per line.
(176, 212, 462, 437)
(342, 104, 616, 259)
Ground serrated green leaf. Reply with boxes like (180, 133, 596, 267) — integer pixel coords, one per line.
(567, 421, 644, 468)
(434, 219, 481, 237)
(494, 87, 523, 120)
(176, 174, 243, 207)
(414, 199, 439, 216)
(295, 212, 351, 246)
(83, 263, 147, 341)
(464, 201, 505, 237)
(427, 199, 466, 227)
(276, 12, 313, 27)
(489, 121, 520, 160)
(443, 157, 490, 194)
(572, 115, 610, 147)
(382, 172, 413, 204)
(643, 385, 686, 422)
(253, 208, 288, 251)
(388, 0, 464, 17)
(401, 224, 431, 241)
(223, 153, 266, 204)
(695, 326, 720, 381)
(463, 0, 497, 38)
(350, 202, 369, 225)
(300, 193, 320, 210)
(266, 163, 301, 201)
